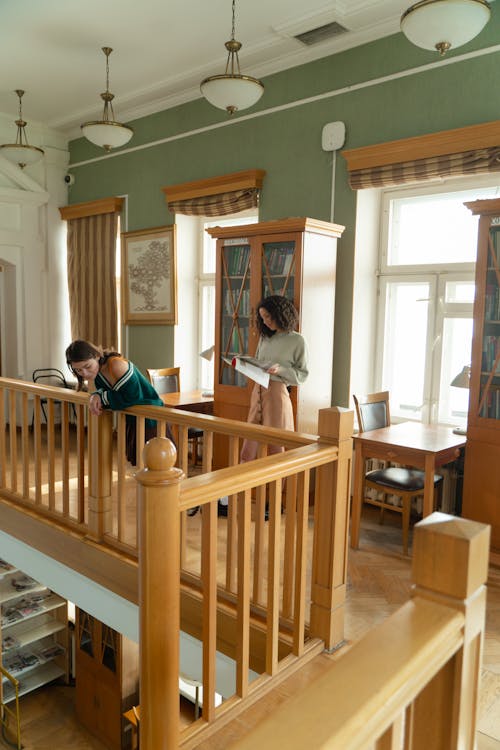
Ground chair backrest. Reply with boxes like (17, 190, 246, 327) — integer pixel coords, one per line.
(32, 368, 69, 389)
(353, 391, 391, 433)
(146, 367, 180, 395)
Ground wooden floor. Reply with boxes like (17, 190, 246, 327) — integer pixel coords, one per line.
(2, 504, 499, 749)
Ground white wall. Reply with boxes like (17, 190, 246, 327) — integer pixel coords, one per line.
(174, 214, 199, 389)
(349, 187, 381, 417)
(0, 119, 70, 382)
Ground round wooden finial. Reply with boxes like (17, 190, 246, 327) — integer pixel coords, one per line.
(143, 437, 177, 471)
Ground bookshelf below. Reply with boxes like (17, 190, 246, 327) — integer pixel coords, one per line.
(0, 559, 69, 703)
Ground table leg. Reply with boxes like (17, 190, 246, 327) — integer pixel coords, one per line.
(423, 454, 435, 517)
(350, 443, 363, 548)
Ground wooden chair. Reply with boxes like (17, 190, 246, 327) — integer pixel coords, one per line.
(353, 391, 443, 555)
(146, 367, 203, 466)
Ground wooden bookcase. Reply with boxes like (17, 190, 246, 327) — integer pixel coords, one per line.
(206, 217, 344, 458)
(0, 560, 68, 703)
(75, 607, 139, 750)
(463, 198, 500, 562)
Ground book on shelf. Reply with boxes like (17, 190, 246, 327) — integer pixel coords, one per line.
(222, 355, 271, 388)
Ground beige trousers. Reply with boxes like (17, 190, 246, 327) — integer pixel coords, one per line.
(240, 381, 294, 462)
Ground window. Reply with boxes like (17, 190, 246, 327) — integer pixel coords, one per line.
(378, 180, 500, 425)
(198, 212, 257, 391)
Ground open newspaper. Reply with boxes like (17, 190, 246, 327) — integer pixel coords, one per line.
(222, 355, 272, 388)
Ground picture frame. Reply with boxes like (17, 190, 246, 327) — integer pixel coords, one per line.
(121, 225, 177, 325)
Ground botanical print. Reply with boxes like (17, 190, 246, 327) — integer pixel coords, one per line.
(127, 237, 171, 313)
(122, 225, 176, 325)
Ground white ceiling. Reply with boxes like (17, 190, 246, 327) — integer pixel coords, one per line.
(0, 1, 449, 140)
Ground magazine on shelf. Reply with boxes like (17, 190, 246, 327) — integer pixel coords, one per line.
(10, 575, 37, 592)
(222, 356, 271, 388)
(2, 635, 20, 651)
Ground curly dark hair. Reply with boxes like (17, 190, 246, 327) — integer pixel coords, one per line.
(256, 295, 299, 338)
(65, 339, 121, 390)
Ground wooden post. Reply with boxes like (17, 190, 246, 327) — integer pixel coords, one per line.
(410, 512, 490, 750)
(87, 411, 113, 540)
(136, 437, 184, 750)
(309, 407, 353, 651)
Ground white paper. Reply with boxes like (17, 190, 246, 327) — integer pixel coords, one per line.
(222, 356, 270, 388)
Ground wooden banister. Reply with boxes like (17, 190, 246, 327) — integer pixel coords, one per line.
(310, 407, 353, 650)
(229, 513, 490, 750)
(136, 437, 184, 750)
(87, 411, 113, 541)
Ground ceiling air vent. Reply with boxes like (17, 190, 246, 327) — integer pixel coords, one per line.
(294, 21, 349, 46)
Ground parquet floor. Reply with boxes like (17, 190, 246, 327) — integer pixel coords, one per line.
(2, 447, 499, 749)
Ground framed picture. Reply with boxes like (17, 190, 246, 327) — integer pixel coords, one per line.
(121, 225, 177, 325)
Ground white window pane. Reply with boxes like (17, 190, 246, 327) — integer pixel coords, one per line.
(388, 187, 499, 266)
(200, 284, 215, 391)
(382, 282, 430, 420)
(438, 317, 473, 426)
(445, 281, 475, 304)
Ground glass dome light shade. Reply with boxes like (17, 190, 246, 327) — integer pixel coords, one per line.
(80, 121, 134, 152)
(200, 74, 264, 114)
(0, 144, 44, 168)
(401, 0, 491, 54)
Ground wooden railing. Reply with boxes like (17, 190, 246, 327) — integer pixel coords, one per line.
(0, 377, 353, 746)
(230, 512, 490, 750)
(1, 378, 488, 749)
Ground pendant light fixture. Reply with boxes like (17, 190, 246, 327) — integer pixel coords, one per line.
(0, 90, 44, 169)
(401, 0, 491, 56)
(200, 0, 264, 115)
(81, 47, 133, 151)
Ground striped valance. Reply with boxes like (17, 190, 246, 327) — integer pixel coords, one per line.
(167, 187, 260, 217)
(342, 120, 500, 191)
(162, 169, 265, 217)
(349, 146, 500, 190)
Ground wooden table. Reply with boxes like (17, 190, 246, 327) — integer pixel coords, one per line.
(160, 389, 213, 414)
(351, 422, 466, 549)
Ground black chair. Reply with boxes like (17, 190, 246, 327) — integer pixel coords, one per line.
(146, 367, 204, 467)
(353, 391, 443, 555)
(32, 368, 76, 425)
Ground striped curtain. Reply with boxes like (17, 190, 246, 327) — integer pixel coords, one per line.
(349, 146, 500, 190)
(66, 212, 119, 348)
(167, 187, 259, 216)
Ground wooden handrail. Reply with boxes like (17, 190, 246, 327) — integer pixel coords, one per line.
(229, 513, 490, 750)
(0, 376, 354, 747)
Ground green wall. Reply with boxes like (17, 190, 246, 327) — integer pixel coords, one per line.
(68, 7, 500, 404)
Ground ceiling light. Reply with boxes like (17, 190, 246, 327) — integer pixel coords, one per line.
(0, 90, 44, 169)
(401, 0, 491, 56)
(81, 47, 133, 151)
(200, 0, 264, 115)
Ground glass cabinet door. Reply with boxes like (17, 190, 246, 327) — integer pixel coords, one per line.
(218, 241, 251, 387)
(261, 240, 296, 301)
(78, 610, 94, 657)
(478, 220, 500, 419)
(100, 624, 118, 674)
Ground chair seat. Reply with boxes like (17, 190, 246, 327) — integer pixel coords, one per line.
(366, 467, 443, 492)
(188, 427, 203, 438)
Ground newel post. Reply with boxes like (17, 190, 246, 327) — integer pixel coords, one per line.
(411, 513, 490, 749)
(309, 407, 353, 651)
(136, 437, 184, 750)
(87, 410, 114, 540)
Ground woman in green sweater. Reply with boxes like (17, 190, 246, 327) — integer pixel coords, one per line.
(240, 295, 309, 462)
(65, 339, 170, 465)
